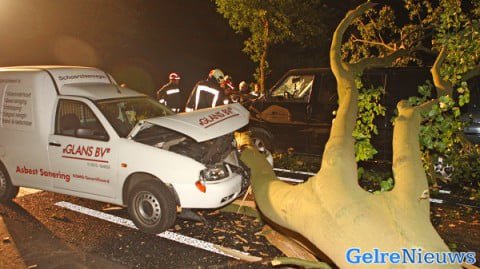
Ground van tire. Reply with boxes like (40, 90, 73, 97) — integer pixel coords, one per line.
(250, 127, 274, 152)
(0, 163, 19, 203)
(127, 180, 176, 234)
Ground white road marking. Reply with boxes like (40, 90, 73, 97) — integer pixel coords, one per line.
(273, 168, 316, 176)
(430, 198, 444, 204)
(277, 176, 305, 183)
(55, 201, 250, 260)
(17, 188, 42, 198)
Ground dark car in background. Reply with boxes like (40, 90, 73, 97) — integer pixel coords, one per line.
(462, 78, 480, 144)
(248, 67, 480, 162)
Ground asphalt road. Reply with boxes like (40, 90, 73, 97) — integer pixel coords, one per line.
(0, 190, 281, 269)
(2, 188, 478, 268)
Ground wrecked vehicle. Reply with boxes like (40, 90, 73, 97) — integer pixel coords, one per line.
(248, 67, 480, 160)
(0, 66, 250, 233)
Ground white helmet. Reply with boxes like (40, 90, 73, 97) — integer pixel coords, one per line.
(209, 68, 225, 84)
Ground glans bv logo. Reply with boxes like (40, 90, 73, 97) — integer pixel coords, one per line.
(62, 144, 111, 158)
(198, 107, 238, 127)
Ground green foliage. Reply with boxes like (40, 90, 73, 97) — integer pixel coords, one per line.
(402, 1, 480, 187)
(357, 167, 394, 193)
(272, 151, 320, 173)
(448, 142, 480, 197)
(342, 1, 480, 191)
(213, 0, 335, 89)
(353, 76, 386, 161)
(406, 81, 466, 156)
(341, 4, 422, 65)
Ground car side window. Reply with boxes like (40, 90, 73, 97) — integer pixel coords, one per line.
(465, 77, 480, 112)
(271, 75, 315, 102)
(55, 99, 109, 141)
(317, 73, 337, 105)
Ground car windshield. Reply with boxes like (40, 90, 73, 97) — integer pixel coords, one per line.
(96, 97, 173, 137)
(271, 75, 314, 101)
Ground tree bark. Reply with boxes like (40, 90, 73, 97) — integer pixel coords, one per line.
(238, 2, 463, 268)
(259, 17, 269, 94)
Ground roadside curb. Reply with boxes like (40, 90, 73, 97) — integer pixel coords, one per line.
(0, 216, 27, 269)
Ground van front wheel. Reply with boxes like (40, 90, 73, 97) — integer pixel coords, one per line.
(0, 164, 19, 203)
(127, 180, 176, 234)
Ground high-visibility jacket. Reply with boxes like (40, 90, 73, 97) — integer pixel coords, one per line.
(157, 81, 182, 112)
(185, 79, 227, 111)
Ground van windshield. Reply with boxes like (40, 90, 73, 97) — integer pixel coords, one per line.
(96, 97, 173, 137)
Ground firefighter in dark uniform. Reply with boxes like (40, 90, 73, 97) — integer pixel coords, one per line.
(157, 72, 182, 112)
(185, 69, 228, 112)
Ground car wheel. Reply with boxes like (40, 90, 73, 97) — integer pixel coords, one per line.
(127, 180, 176, 234)
(0, 163, 19, 203)
(434, 156, 454, 180)
(249, 128, 274, 166)
(250, 127, 273, 152)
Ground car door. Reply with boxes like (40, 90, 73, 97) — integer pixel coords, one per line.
(307, 71, 338, 155)
(259, 74, 316, 151)
(381, 68, 430, 160)
(47, 98, 117, 198)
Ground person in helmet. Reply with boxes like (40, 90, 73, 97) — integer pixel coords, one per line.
(221, 75, 236, 103)
(233, 80, 250, 103)
(185, 68, 228, 111)
(156, 72, 183, 113)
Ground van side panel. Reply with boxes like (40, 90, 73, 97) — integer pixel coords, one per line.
(0, 71, 57, 189)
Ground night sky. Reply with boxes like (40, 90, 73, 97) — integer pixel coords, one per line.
(0, 0, 262, 97)
(0, 1, 363, 98)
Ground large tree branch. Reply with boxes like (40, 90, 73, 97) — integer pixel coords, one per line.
(391, 101, 430, 210)
(330, 2, 376, 79)
(431, 47, 453, 97)
(352, 48, 411, 73)
(235, 133, 303, 232)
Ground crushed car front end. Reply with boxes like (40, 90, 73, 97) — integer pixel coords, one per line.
(127, 103, 250, 209)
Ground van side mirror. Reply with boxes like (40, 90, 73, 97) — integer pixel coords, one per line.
(75, 128, 107, 141)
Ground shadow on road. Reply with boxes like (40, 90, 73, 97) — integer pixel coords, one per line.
(0, 201, 127, 269)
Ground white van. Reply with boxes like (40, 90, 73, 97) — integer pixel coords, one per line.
(0, 66, 250, 233)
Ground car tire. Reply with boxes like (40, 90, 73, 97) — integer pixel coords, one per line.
(250, 127, 274, 152)
(127, 180, 177, 234)
(0, 163, 19, 203)
(434, 156, 454, 180)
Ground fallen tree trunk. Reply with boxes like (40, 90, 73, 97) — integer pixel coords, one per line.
(236, 2, 479, 268)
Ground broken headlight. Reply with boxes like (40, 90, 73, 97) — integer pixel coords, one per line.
(200, 164, 230, 182)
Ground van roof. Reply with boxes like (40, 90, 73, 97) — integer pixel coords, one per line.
(0, 65, 98, 71)
(0, 65, 144, 100)
(61, 83, 145, 101)
(0, 66, 113, 89)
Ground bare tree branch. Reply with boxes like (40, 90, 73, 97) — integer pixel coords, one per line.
(351, 36, 396, 51)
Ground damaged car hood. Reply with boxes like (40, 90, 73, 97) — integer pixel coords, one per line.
(128, 103, 249, 142)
